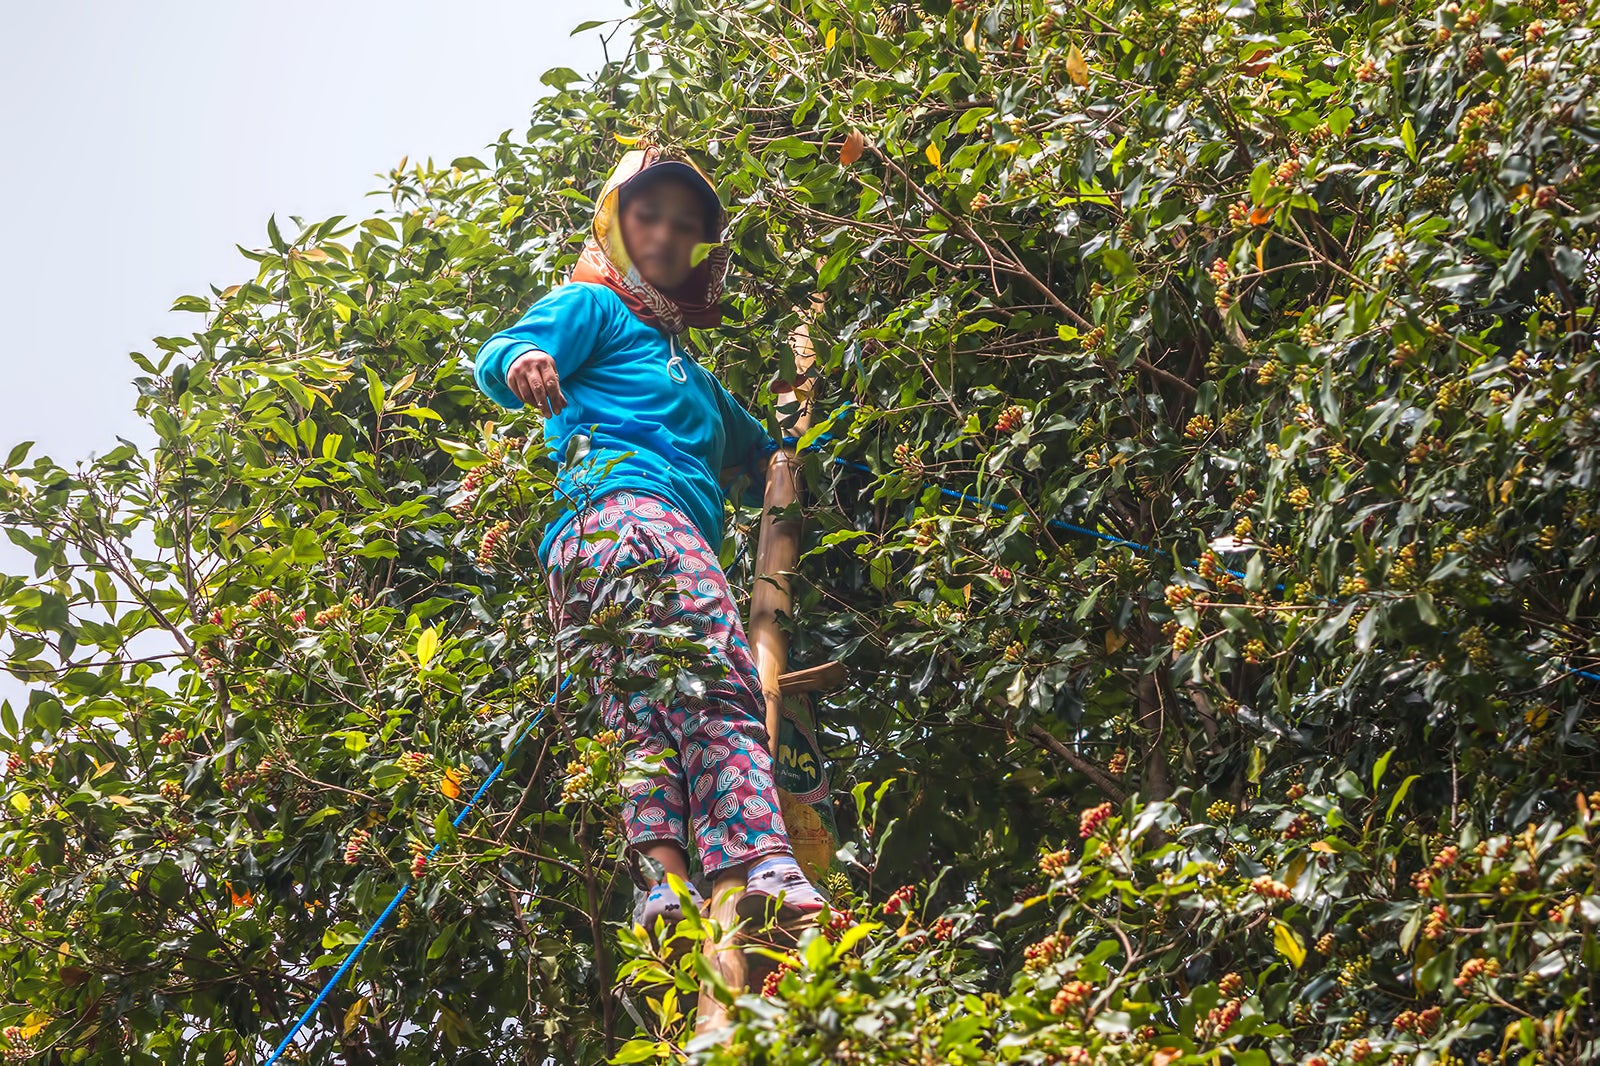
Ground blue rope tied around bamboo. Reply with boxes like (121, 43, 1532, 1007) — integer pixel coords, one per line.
(263, 675, 571, 1064)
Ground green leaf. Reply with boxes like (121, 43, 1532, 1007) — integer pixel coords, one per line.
(370, 763, 407, 790)
(540, 67, 583, 89)
(861, 33, 899, 70)
(869, 553, 891, 592)
(796, 416, 835, 453)
(434, 806, 458, 848)
(1249, 160, 1273, 203)
(240, 436, 268, 469)
(1005, 668, 1027, 707)
(355, 538, 399, 559)
(1372, 747, 1394, 791)
(426, 924, 455, 960)
(1415, 590, 1440, 626)
(302, 806, 342, 828)
(611, 1041, 672, 1064)
(365, 368, 385, 414)
(290, 527, 324, 564)
(832, 919, 881, 956)
(150, 408, 181, 442)
(1386, 775, 1419, 823)
(954, 106, 994, 136)
(1100, 246, 1136, 277)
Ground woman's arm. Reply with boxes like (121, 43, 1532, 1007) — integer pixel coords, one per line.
(712, 377, 779, 506)
(474, 284, 608, 410)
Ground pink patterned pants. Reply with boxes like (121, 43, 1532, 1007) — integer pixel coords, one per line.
(544, 490, 790, 884)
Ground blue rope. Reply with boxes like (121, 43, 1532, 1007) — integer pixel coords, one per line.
(783, 417, 1600, 686)
(263, 675, 571, 1064)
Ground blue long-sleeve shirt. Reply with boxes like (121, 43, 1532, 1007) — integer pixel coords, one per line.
(473, 281, 779, 564)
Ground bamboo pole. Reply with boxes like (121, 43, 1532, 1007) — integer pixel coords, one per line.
(695, 289, 824, 1035)
(750, 336, 818, 756)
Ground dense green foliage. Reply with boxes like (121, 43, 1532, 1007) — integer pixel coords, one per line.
(3, 0, 1599, 1062)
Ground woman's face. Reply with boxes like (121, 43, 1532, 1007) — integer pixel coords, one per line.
(618, 177, 710, 292)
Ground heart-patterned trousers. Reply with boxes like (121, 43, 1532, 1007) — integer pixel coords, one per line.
(544, 489, 791, 886)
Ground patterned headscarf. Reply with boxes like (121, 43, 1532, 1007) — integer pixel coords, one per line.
(568, 142, 731, 336)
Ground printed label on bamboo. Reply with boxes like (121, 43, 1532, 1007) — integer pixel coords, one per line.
(774, 693, 844, 889)
(774, 701, 829, 804)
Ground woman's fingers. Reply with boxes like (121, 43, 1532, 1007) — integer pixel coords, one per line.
(507, 364, 532, 404)
(539, 364, 567, 415)
(515, 372, 546, 409)
(507, 353, 536, 404)
(508, 350, 564, 414)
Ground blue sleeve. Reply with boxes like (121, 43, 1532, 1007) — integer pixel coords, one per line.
(712, 377, 779, 507)
(473, 283, 608, 410)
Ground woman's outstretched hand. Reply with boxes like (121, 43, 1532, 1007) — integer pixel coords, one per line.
(507, 349, 567, 415)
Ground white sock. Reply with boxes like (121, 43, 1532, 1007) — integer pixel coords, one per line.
(646, 877, 703, 903)
(745, 853, 824, 909)
(635, 877, 703, 925)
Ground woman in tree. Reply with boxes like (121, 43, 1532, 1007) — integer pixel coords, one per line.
(473, 143, 825, 938)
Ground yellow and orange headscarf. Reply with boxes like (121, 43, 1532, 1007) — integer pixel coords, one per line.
(569, 143, 731, 336)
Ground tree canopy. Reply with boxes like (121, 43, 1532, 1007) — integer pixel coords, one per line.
(2, 0, 1598, 1062)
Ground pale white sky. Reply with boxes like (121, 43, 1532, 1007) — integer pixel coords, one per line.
(0, 0, 630, 709)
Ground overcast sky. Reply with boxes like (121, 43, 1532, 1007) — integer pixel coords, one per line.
(0, 0, 629, 709)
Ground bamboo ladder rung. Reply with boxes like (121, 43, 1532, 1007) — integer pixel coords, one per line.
(775, 660, 846, 695)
